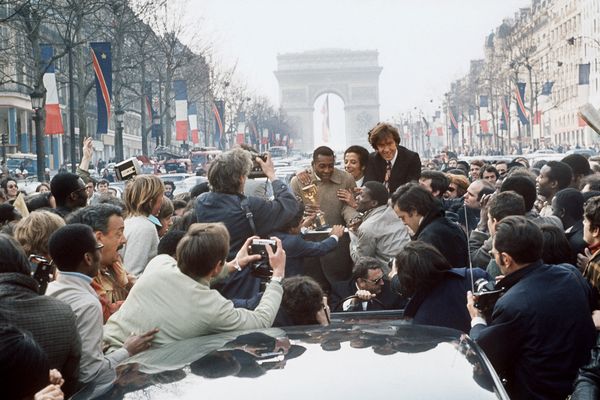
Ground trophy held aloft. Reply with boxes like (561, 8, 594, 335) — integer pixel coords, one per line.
(301, 183, 330, 231)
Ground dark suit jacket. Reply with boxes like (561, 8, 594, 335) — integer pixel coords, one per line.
(566, 220, 587, 257)
(470, 261, 596, 400)
(272, 231, 338, 277)
(329, 278, 404, 312)
(364, 145, 421, 193)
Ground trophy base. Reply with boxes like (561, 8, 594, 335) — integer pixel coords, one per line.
(313, 214, 330, 231)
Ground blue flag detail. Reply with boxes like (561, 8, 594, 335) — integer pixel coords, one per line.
(515, 82, 529, 125)
(541, 81, 554, 96)
(90, 42, 112, 135)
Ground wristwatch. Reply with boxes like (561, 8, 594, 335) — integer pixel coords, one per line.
(270, 276, 283, 284)
(233, 259, 242, 271)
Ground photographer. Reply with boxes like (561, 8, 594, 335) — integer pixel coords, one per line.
(104, 224, 286, 348)
(195, 147, 297, 302)
(466, 216, 596, 399)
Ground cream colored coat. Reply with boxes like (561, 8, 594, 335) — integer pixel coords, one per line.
(103, 254, 283, 351)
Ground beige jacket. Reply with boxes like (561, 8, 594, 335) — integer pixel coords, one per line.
(103, 254, 283, 351)
(290, 167, 358, 226)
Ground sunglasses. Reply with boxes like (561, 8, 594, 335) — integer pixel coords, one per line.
(7, 184, 17, 189)
(363, 274, 384, 285)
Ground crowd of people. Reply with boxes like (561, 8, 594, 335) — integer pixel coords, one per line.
(1, 121, 600, 398)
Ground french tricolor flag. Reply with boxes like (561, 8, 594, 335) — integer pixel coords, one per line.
(174, 80, 189, 141)
(40, 45, 64, 135)
(188, 103, 199, 144)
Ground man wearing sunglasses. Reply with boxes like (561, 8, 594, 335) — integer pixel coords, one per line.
(50, 172, 89, 219)
(330, 256, 404, 311)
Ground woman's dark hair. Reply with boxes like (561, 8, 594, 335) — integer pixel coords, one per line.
(0, 233, 30, 275)
(540, 224, 574, 265)
(394, 241, 451, 297)
(0, 325, 50, 399)
(344, 145, 369, 169)
(26, 192, 54, 212)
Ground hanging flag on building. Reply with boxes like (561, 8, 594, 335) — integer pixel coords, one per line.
(261, 128, 268, 145)
(541, 81, 554, 96)
(479, 95, 490, 134)
(212, 100, 225, 149)
(449, 107, 459, 135)
(515, 82, 529, 125)
(173, 80, 189, 141)
(90, 42, 112, 135)
(321, 95, 330, 143)
(533, 111, 543, 125)
(188, 103, 199, 144)
(579, 63, 591, 85)
(248, 120, 259, 147)
(40, 44, 64, 135)
(500, 95, 510, 130)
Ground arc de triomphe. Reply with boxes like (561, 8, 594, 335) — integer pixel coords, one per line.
(275, 49, 382, 151)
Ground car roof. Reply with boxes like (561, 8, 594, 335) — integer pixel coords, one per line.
(92, 320, 508, 399)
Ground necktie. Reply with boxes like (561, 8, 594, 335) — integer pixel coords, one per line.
(384, 160, 392, 191)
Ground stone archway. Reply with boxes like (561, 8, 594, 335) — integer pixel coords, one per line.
(275, 49, 382, 152)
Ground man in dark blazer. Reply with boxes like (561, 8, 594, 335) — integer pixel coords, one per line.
(467, 216, 595, 400)
(363, 122, 421, 193)
(330, 256, 405, 311)
(552, 188, 587, 257)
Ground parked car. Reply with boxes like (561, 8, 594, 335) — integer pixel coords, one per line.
(85, 314, 508, 400)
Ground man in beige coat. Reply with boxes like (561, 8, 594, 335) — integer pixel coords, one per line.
(104, 223, 286, 350)
(290, 146, 358, 286)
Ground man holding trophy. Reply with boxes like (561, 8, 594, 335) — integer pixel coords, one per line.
(290, 146, 358, 287)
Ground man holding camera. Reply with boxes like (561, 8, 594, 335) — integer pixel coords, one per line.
(195, 147, 297, 303)
(466, 216, 595, 400)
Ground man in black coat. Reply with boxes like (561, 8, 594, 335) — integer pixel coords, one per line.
(391, 183, 469, 267)
(330, 256, 404, 312)
(363, 122, 421, 193)
(552, 188, 587, 257)
(467, 216, 596, 400)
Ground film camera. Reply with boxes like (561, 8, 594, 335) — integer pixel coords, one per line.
(29, 255, 54, 295)
(473, 278, 505, 320)
(114, 157, 141, 181)
(249, 238, 277, 279)
(248, 151, 268, 179)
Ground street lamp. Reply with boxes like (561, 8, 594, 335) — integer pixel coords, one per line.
(115, 108, 125, 162)
(30, 88, 46, 182)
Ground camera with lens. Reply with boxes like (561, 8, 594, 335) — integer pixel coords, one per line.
(473, 278, 505, 320)
(249, 238, 276, 279)
(248, 151, 268, 179)
(29, 255, 54, 295)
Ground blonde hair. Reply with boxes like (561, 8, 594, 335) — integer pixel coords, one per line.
(123, 175, 164, 217)
(13, 210, 65, 257)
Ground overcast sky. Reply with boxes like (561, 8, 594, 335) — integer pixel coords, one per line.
(187, 0, 531, 148)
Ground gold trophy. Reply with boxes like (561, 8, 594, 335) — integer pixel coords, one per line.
(301, 183, 329, 230)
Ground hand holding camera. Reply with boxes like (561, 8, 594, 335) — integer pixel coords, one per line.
(249, 237, 285, 279)
(230, 236, 263, 273)
(253, 152, 276, 181)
